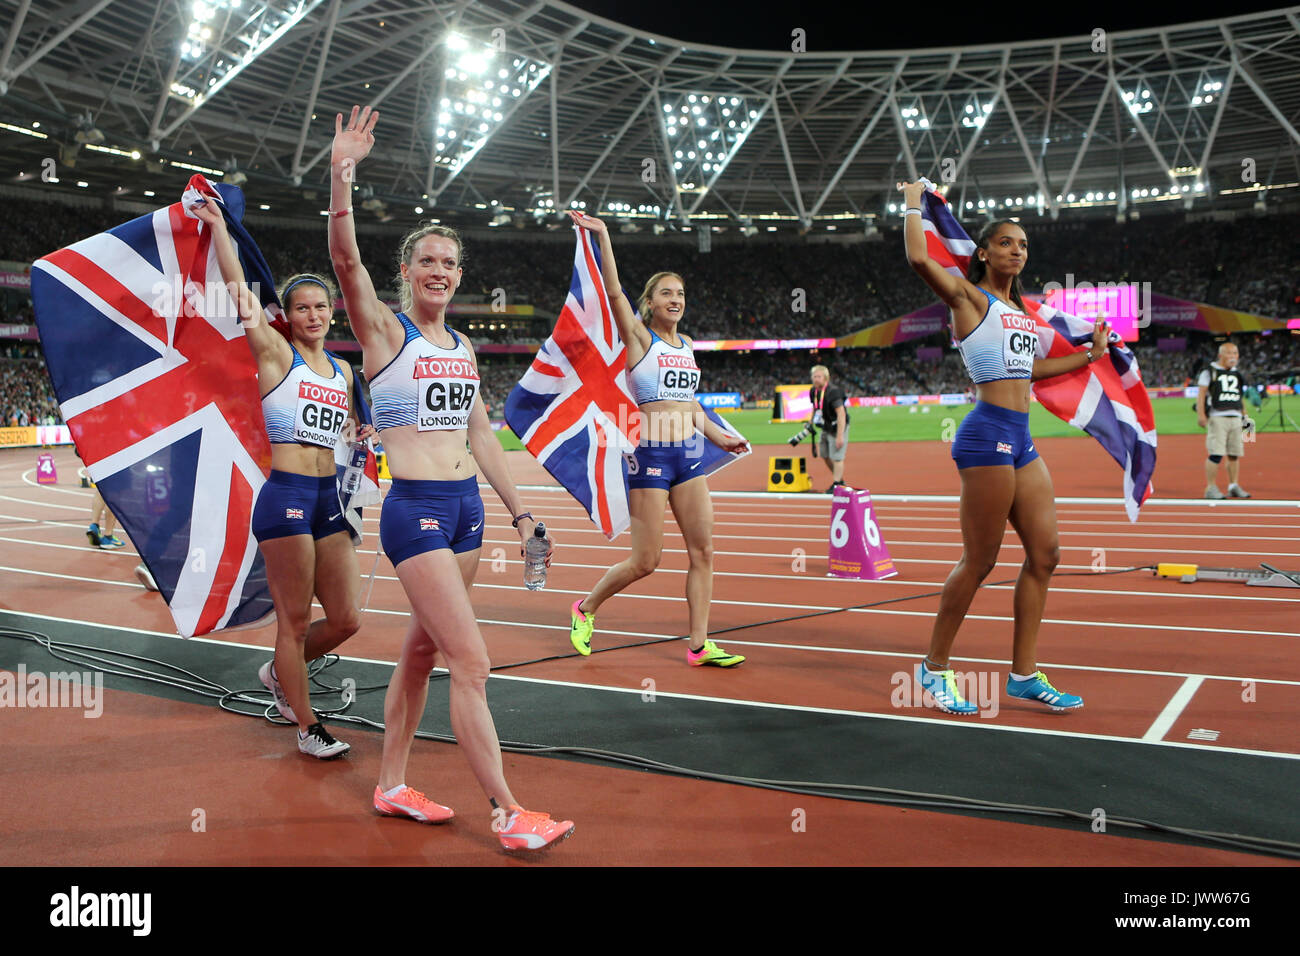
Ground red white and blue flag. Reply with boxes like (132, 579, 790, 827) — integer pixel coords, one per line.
(916, 178, 1156, 520)
(505, 228, 748, 539)
(31, 176, 277, 636)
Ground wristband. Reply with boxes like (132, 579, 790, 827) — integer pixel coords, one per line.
(329, 208, 352, 218)
(903, 207, 922, 217)
(511, 512, 533, 528)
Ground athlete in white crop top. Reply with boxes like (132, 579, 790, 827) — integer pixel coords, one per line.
(192, 198, 371, 760)
(330, 104, 573, 850)
(901, 180, 1108, 715)
(565, 210, 750, 670)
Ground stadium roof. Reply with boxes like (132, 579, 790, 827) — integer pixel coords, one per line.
(1, 1, 1299, 231)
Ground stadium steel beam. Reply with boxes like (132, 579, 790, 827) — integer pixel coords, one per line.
(1226, 42, 1300, 148)
(561, 87, 656, 208)
(684, 58, 790, 218)
(999, 51, 1054, 219)
(1109, 68, 1178, 189)
(550, 45, 562, 211)
(1057, 86, 1110, 209)
(155, 0, 327, 141)
(888, 84, 919, 183)
(300, 38, 443, 180)
(145, 12, 183, 151)
(1195, 61, 1236, 205)
(950, 84, 1001, 186)
(769, 89, 809, 227)
(651, 86, 687, 223)
(0, 0, 113, 91)
(806, 93, 890, 219)
(0, 0, 34, 94)
(290, 0, 341, 184)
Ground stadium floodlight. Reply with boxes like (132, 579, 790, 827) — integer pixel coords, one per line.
(662, 92, 760, 200)
(166, 0, 320, 128)
(434, 35, 551, 182)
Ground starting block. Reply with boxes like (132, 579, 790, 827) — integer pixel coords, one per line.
(1155, 562, 1299, 588)
(767, 456, 811, 492)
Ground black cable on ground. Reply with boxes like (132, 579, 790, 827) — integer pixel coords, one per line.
(6, 564, 1297, 863)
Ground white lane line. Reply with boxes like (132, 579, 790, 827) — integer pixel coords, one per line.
(20, 469, 93, 497)
(0, 494, 87, 513)
(1142, 676, 1206, 742)
(3, 609, 1296, 763)
(0, 565, 141, 587)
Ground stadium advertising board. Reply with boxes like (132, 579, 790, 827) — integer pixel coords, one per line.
(697, 392, 743, 409)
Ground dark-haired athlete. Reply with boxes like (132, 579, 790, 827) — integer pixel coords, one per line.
(900, 180, 1107, 715)
(192, 199, 370, 758)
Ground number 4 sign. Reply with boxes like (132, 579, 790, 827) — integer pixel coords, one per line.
(36, 453, 58, 485)
(828, 487, 896, 580)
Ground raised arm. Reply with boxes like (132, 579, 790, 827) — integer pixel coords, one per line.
(328, 105, 399, 351)
(566, 211, 652, 354)
(189, 197, 290, 371)
(898, 181, 977, 312)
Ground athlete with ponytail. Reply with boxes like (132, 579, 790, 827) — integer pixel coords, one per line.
(191, 199, 371, 759)
(567, 211, 750, 668)
(899, 181, 1107, 715)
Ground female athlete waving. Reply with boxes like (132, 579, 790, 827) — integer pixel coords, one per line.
(900, 180, 1107, 715)
(329, 105, 572, 851)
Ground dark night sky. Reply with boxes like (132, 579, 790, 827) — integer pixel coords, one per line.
(561, 1, 1288, 50)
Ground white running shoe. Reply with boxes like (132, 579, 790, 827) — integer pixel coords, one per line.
(258, 660, 297, 724)
(298, 722, 349, 760)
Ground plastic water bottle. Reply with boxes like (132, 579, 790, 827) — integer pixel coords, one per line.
(523, 522, 548, 591)
(341, 440, 367, 502)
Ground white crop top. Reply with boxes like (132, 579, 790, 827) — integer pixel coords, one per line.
(369, 313, 479, 431)
(627, 330, 700, 405)
(262, 347, 349, 448)
(955, 289, 1038, 384)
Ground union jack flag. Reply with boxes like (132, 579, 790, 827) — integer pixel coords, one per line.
(916, 179, 1157, 520)
(505, 227, 747, 539)
(32, 176, 275, 636)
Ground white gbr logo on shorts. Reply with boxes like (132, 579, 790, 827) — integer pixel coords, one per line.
(1001, 312, 1037, 375)
(294, 381, 348, 447)
(414, 356, 479, 431)
(657, 353, 699, 401)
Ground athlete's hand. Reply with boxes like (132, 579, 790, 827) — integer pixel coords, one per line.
(333, 105, 379, 171)
(1197, 414, 1208, 429)
(835, 434, 845, 450)
(721, 434, 750, 454)
(517, 517, 554, 567)
(356, 423, 377, 443)
(896, 181, 926, 208)
(1091, 319, 1109, 356)
(567, 210, 607, 235)
(188, 195, 225, 231)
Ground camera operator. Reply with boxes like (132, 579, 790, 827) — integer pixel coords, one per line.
(1196, 341, 1252, 499)
(809, 364, 850, 493)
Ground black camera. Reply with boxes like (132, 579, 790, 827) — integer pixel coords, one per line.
(788, 421, 818, 448)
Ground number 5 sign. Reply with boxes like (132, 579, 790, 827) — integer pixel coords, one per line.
(828, 487, 896, 580)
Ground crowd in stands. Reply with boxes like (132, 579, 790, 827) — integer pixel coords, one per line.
(3, 195, 1299, 342)
(3, 193, 1299, 421)
(2, 358, 61, 426)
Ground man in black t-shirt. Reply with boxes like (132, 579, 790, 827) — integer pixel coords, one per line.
(810, 365, 851, 493)
(1196, 342, 1252, 499)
